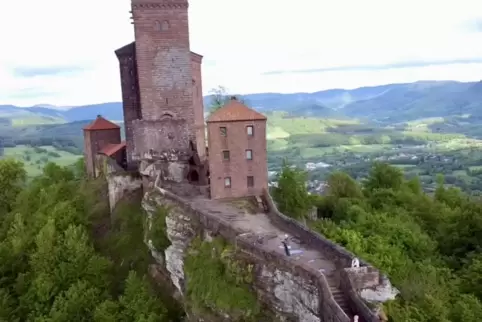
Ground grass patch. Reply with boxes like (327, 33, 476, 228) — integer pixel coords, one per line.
(404, 117, 446, 132)
(148, 205, 171, 251)
(266, 126, 290, 139)
(3, 145, 81, 177)
(267, 112, 359, 136)
(11, 116, 65, 127)
(267, 139, 289, 151)
(184, 237, 260, 320)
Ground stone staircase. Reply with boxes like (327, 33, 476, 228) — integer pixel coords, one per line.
(325, 274, 354, 319)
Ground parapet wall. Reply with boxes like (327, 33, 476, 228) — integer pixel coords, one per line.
(96, 155, 143, 211)
(153, 184, 350, 322)
(107, 173, 142, 211)
(262, 189, 384, 322)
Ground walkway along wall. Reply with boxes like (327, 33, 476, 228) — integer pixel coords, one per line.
(151, 183, 351, 322)
(262, 189, 390, 322)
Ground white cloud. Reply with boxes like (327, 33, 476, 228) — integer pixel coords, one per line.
(0, 0, 481, 106)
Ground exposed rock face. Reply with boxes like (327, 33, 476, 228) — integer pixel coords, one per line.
(259, 267, 320, 322)
(163, 209, 195, 295)
(143, 190, 195, 297)
(107, 174, 142, 211)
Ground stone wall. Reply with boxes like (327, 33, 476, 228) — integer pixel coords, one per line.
(144, 184, 350, 322)
(97, 155, 142, 211)
(132, 118, 191, 161)
(262, 189, 388, 322)
(115, 42, 141, 169)
(191, 52, 206, 160)
(107, 174, 142, 212)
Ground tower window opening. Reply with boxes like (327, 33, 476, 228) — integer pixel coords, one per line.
(224, 177, 231, 188)
(223, 150, 230, 161)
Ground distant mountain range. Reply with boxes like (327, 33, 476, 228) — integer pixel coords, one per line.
(2, 80, 482, 124)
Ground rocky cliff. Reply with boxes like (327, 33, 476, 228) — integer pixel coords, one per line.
(104, 165, 397, 322)
(138, 179, 396, 322)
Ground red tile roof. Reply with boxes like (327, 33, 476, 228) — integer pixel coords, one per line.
(83, 115, 120, 131)
(98, 142, 126, 157)
(207, 98, 267, 123)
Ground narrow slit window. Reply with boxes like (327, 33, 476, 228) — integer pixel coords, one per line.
(220, 127, 227, 136)
(224, 177, 231, 188)
(246, 149, 253, 160)
(223, 150, 230, 160)
(247, 125, 254, 136)
(247, 176, 254, 187)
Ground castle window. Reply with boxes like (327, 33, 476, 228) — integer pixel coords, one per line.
(246, 125, 254, 136)
(246, 149, 253, 160)
(154, 21, 161, 30)
(224, 177, 231, 188)
(220, 127, 227, 136)
(155, 20, 170, 31)
(223, 150, 230, 161)
(247, 176, 254, 187)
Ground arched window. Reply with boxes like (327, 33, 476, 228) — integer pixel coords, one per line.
(154, 21, 161, 31)
(154, 20, 169, 31)
(161, 20, 169, 31)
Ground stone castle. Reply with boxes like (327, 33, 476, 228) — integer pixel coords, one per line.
(82, 0, 397, 321)
(83, 0, 268, 200)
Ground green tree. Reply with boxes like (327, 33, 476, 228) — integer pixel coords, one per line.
(364, 161, 404, 192)
(293, 162, 482, 321)
(0, 162, 173, 321)
(0, 159, 26, 213)
(272, 160, 311, 219)
(208, 86, 246, 115)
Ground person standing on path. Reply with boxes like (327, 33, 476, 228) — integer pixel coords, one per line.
(282, 234, 291, 256)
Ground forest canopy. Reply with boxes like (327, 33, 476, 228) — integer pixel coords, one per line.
(0, 158, 182, 322)
(2, 154, 482, 321)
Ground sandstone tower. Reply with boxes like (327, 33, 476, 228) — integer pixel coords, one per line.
(128, 0, 205, 163)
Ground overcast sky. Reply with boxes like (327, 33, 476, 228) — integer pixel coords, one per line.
(1, 0, 482, 106)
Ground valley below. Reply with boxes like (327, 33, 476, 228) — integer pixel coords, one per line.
(3, 80, 482, 194)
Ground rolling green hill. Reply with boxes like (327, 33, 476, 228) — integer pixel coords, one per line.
(2, 80, 482, 178)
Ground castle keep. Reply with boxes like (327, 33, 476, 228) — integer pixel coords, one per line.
(82, 0, 397, 321)
(84, 0, 268, 199)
